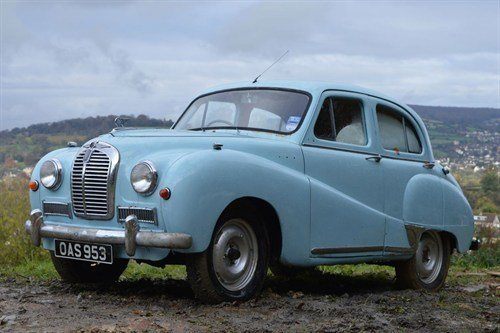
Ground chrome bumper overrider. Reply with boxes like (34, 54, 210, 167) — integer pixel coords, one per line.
(25, 209, 192, 256)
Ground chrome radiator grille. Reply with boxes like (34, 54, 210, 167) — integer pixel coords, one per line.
(71, 141, 119, 220)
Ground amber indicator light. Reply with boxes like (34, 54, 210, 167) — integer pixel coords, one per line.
(29, 180, 39, 191)
(159, 188, 171, 200)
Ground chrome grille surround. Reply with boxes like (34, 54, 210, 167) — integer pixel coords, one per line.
(71, 141, 119, 220)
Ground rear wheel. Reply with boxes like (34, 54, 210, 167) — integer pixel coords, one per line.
(395, 231, 451, 291)
(50, 252, 128, 283)
(186, 213, 269, 303)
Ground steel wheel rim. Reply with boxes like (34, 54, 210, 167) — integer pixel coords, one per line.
(212, 218, 258, 292)
(416, 231, 443, 284)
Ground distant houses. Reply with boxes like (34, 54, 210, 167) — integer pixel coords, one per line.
(474, 213, 500, 229)
(474, 213, 499, 244)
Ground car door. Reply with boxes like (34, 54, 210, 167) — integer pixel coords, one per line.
(302, 91, 386, 257)
(372, 101, 441, 253)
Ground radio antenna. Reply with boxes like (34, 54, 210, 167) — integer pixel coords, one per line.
(252, 50, 289, 84)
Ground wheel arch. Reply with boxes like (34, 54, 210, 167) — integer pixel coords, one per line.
(440, 230, 458, 254)
(218, 197, 282, 265)
(403, 173, 474, 253)
(163, 148, 310, 261)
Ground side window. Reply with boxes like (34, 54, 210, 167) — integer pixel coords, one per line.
(314, 98, 333, 139)
(406, 123, 422, 154)
(332, 98, 366, 146)
(376, 105, 422, 154)
(313, 97, 366, 146)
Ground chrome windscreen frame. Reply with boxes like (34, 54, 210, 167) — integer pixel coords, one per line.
(70, 141, 120, 220)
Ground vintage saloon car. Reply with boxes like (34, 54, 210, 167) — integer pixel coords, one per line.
(26, 81, 475, 303)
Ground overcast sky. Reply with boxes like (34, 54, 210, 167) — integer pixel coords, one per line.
(1, 0, 499, 130)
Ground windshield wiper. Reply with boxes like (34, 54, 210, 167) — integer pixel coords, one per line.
(189, 127, 240, 131)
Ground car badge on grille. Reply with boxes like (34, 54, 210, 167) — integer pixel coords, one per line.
(83, 141, 98, 163)
(83, 149, 93, 163)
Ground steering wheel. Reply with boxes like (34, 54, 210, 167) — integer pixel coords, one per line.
(205, 119, 233, 127)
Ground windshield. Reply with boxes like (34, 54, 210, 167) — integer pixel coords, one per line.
(174, 89, 310, 134)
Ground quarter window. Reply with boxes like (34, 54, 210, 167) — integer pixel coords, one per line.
(313, 97, 366, 146)
(376, 105, 422, 154)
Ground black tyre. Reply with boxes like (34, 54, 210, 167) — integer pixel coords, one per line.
(395, 231, 451, 291)
(186, 209, 270, 303)
(50, 252, 128, 283)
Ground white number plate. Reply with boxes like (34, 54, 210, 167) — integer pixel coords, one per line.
(54, 239, 113, 264)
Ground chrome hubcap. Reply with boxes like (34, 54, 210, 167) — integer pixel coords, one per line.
(416, 231, 443, 284)
(212, 218, 258, 291)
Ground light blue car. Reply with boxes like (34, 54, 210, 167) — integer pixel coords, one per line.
(26, 81, 476, 302)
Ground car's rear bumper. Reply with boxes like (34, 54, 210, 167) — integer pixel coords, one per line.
(469, 238, 481, 251)
(25, 209, 192, 256)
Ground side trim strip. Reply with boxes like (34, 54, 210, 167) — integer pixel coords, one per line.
(311, 246, 384, 255)
(311, 246, 414, 256)
(384, 246, 414, 254)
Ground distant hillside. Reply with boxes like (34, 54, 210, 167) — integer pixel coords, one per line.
(0, 115, 173, 173)
(410, 105, 499, 130)
(1, 115, 174, 140)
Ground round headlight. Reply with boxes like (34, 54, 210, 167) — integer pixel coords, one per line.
(40, 159, 62, 190)
(130, 161, 158, 195)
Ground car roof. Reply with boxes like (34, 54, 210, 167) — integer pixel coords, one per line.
(198, 80, 420, 126)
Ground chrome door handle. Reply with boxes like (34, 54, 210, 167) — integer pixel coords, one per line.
(365, 154, 382, 162)
(423, 161, 435, 169)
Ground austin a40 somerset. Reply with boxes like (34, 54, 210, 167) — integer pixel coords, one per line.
(26, 81, 476, 302)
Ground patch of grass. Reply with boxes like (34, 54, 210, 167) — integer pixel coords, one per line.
(122, 262, 186, 281)
(0, 259, 57, 281)
(1, 258, 497, 291)
(0, 178, 49, 266)
(319, 263, 394, 276)
(452, 246, 500, 269)
(0, 259, 187, 282)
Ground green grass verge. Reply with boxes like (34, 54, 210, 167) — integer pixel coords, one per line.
(0, 260, 187, 282)
(2, 258, 497, 286)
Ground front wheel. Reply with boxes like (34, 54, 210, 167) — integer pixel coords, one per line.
(395, 231, 451, 291)
(186, 216, 269, 303)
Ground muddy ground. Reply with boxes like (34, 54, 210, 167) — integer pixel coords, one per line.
(0, 271, 498, 332)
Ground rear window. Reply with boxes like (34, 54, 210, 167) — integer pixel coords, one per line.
(376, 105, 422, 154)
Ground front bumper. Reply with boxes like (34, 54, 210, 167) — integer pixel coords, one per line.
(25, 209, 192, 257)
